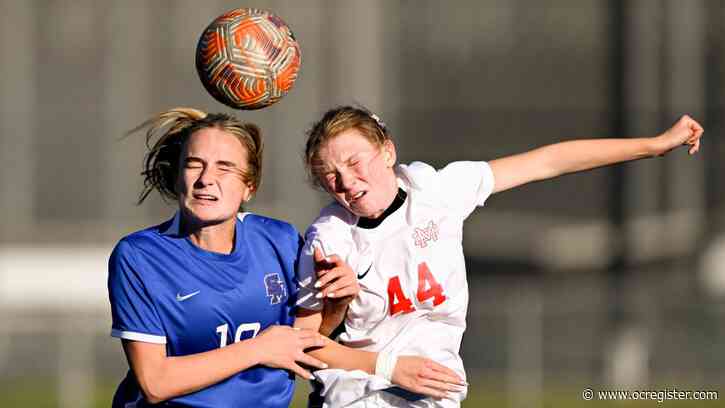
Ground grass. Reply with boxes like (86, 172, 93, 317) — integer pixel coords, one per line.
(0, 378, 722, 407)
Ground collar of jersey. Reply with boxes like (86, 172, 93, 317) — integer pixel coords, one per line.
(159, 211, 246, 262)
(357, 188, 407, 229)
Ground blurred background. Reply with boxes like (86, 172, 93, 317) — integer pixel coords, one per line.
(0, 0, 723, 407)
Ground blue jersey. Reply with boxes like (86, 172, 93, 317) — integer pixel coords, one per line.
(108, 212, 301, 408)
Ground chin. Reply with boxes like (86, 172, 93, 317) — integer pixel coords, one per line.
(184, 206, 235, 226)
(349, 205, 379, 219)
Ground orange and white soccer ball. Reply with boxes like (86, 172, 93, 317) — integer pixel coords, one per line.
(196, 8, 301, 110)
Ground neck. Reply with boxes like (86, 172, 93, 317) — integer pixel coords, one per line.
(370, 176, 400, 218)
(358, 188, 407, 229)
(182, 216, 236, 254)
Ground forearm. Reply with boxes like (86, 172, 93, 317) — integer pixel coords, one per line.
(307, 337, 377, 374)
(295, 304, 348, 338)
(490, 137, 659, 193)
(319, 303, 348, 337)
(125, 339, 262, 403)
(294, 311, 376, 373)
(537, 137, 658, 177)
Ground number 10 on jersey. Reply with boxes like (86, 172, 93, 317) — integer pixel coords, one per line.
(387, 262, 446, 316)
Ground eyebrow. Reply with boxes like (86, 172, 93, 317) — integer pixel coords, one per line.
(216, 160, 238, 168)
(184, 157, 204, 164)
(184, 156, 239, 168)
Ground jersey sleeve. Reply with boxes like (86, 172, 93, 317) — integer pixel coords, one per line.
(438, 161, 495, 218)
(296, 205, 357, 312)
(108, 239, 167, 344)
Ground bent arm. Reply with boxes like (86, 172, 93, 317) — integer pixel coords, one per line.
(123, 326, 326, 404)
(295, 310, 377, 373)
(297, 304, 348, 338)
(122, 338, 262, 404)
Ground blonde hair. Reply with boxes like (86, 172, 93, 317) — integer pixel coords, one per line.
(304, 105, 392, 188)
(132, 107, 263, 208)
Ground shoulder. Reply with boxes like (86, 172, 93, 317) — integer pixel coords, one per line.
(239, 212, 299, 237)
(397, 161, 492, 189)
(396, 161, 438, 191)
(306, 202, 356, 238)
(109, 223, 165, 265)
(238, 213, 301, 255)
(317, 202, 357, 224)
(114, 220, 172, 254)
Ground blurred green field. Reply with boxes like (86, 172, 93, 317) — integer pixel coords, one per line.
(1, 378, 722, 408)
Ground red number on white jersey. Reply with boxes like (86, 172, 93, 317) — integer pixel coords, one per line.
(416, 262, 446, 306)
(387, 263, 446, 315)
(388, 276, 415, 316)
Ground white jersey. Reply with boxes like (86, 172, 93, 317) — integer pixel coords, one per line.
(297, 161, 495, 408)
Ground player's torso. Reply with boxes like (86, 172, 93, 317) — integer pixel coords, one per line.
(342, 192, 469, 350)
(136, 230, 294, 356)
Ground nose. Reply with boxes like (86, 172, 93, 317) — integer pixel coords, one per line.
(194, 166, 214, 188)
(335, 169, 356, 192)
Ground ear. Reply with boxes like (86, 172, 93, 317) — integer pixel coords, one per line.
(242, 183, 256, 203)
(382, 140, 396, 168)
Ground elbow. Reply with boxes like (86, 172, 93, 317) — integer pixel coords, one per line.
(141, 385, 169, 405)
(136, 373, 172, 404)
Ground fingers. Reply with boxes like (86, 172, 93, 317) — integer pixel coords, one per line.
(680, 115, 704, 139)
(412, 364, 467, 399)
(313, 246, 343, 268)
(427, 361, 466, 385)
(324, 254, 343, 265)
(688, 138, 700, 155)
(315, 267, 345, 288)
(295, 352, 328, 370)
(294, 327, 323, 339)
(410, 384, 448, 399)
(417, 377, 463, 397)
(668, 115, 703, 156)
(314, 256, 360, 299)
(316, 273, 359, 299)
(313, 245, 326, 267)
(297, 331, 326, 349)
(288, 362, 314, 380)
(316, 267, 353, 290)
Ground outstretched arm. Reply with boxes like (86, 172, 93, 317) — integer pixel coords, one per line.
(489, 115, 704, 194)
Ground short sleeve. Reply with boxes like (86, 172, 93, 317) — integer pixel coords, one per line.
(108, 240, 167, 344)
(438, 161, 495, 218)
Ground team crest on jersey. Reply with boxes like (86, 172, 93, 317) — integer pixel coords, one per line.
(264, 273, 287, 305)
(413, 220, 439, 248)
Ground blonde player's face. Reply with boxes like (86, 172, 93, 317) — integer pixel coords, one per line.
(316, 128, 398, 219)
(177, 128, 254, 227)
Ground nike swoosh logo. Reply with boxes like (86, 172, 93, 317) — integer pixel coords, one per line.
(357, 264, 372, 280)
(176, 291, 200, 301)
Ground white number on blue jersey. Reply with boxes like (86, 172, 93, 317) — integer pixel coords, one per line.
(216, 322, 261, 348)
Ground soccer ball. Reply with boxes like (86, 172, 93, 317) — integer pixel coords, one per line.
(195, 8, 301, 110)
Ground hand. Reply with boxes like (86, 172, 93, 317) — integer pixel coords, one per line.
(313, 246, 360, 307)
(391, 356, 466, 399)
(252, 326, 328, 379)
(654, 115, 704, 156)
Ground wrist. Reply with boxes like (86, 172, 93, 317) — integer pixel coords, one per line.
(375, 349, 398, 382)
(243, 336, 264, 366)
(648, 134, 667, 157)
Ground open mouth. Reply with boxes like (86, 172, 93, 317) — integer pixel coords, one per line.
(348, 191, 366, 203)
(193, 193, 218, 202)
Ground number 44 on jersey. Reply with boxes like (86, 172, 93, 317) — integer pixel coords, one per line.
(387, 262, 446, 316)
